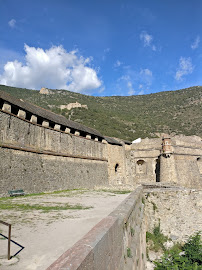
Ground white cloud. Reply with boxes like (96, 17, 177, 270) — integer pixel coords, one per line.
(116, 66, 153, 95)
(140, 68, 152, 77)
(102, 48, 110, 61)
(138, 89, 144, 95)
(191, 36, 200, 50)
(0, 44, 102, 93)
(139, 68, 153, 86)
(175, 57, 194, 81)
(114, 60, 122, 68)
(8, 19, 16, 28)
(117, 75, 135, 95)
(127, 81, 135, 95)
(140, 31, 152, 46)
(140, 31, 156, 51)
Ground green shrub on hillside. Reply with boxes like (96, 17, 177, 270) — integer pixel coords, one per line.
(1, 84, 202, 140)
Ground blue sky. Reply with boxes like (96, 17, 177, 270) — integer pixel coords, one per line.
(0, 0, 201, 96)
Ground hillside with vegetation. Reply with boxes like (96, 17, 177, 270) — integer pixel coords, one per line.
(0, 84, 201, 141)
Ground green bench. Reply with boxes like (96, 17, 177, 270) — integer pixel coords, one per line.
(8, 189, 25, 197)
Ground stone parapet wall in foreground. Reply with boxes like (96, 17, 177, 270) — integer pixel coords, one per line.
(47, 186, 146, 270)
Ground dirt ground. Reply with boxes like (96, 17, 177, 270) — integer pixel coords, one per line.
(0, 189, 130, 270)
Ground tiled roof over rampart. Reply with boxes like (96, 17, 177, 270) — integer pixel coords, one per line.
(0, 90, 103, 138)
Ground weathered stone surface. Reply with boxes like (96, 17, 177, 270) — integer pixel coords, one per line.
(54, 124, 61, 131)
(0, 148, 108, 196)
(30, 115, 37, 123)
(2, 102, 11, 113)
(144, 188, 202, 243)
(17, 109, 26, 119)
(42, 120, 49, 127)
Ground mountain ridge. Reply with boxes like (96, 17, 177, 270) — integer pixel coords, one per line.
(0, 84, 201, 141)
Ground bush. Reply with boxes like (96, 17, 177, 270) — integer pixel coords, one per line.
(154, 232, 202, 270)
(146, 222, 168, 252)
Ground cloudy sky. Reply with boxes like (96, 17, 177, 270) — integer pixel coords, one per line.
(0, 0, 202, 96)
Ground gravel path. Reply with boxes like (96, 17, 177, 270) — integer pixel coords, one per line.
(0, 190, 130, 270)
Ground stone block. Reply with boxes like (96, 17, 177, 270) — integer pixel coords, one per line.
(30, 115, 37, 124)
(54, 124, 61, 131)
(95, 137, 98, 142)
(2, 102, 11, 113)
(65, 127, 71, 133)
(17, 109, 26, 119)
(75, 131, 80, 136)
(42, 120, 49, 127)
(86, 134, 91, 139)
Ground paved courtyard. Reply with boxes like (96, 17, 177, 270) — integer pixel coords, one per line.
(0, 189, 130, 270)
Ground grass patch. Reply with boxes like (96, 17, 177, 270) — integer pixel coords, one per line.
(0, 189, 86, 201)
(151, 201, 158, 212)
(146, 222, 168, 252)
(0, 202, 92, 212)
(127, 247, 132, 258)
(130, 227, 135, 237)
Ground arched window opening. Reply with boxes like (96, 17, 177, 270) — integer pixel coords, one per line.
(137, 160, 145, 166)
(136, 160, 146, 174)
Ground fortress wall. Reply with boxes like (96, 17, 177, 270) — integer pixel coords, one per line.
(0, 148, 108, 197)
(173, 145, 202, 156)
(47, 187, 146, 270)
(125, 148, 161, 185)
(107, 144, 127, 185)
(160, 155, 178, 184)
(174, 155, 202, 189)
(172, 135, 202, 148)
(0, 110, 108, 197)
(0, 111, 107, 160)
(144, 188, 202, 243)
(124, 139, 161, 186)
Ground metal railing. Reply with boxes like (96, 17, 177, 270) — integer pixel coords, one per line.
(0, 220, 11, 260)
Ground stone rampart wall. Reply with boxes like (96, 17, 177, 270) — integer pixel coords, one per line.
(144, 187, 202, 242)
(0, 111, 107, 160)
(0, 110, 108, 197)
(125, 147, 161, 186)
(47, 187, 146, 270)
(126, 136, 202, 189)
(0, 148, 108, 196)
(107, 144, 127, 186)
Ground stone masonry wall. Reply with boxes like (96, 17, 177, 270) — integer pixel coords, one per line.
(0, 111, 108, 196)
(125, 138, 161, 186)
(0, 148, 108, 197)
(107, 143, 127, 186)
(0, 111, 107, 160)
(144, 187, 202, 243)
(47, 186, 146, 270)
